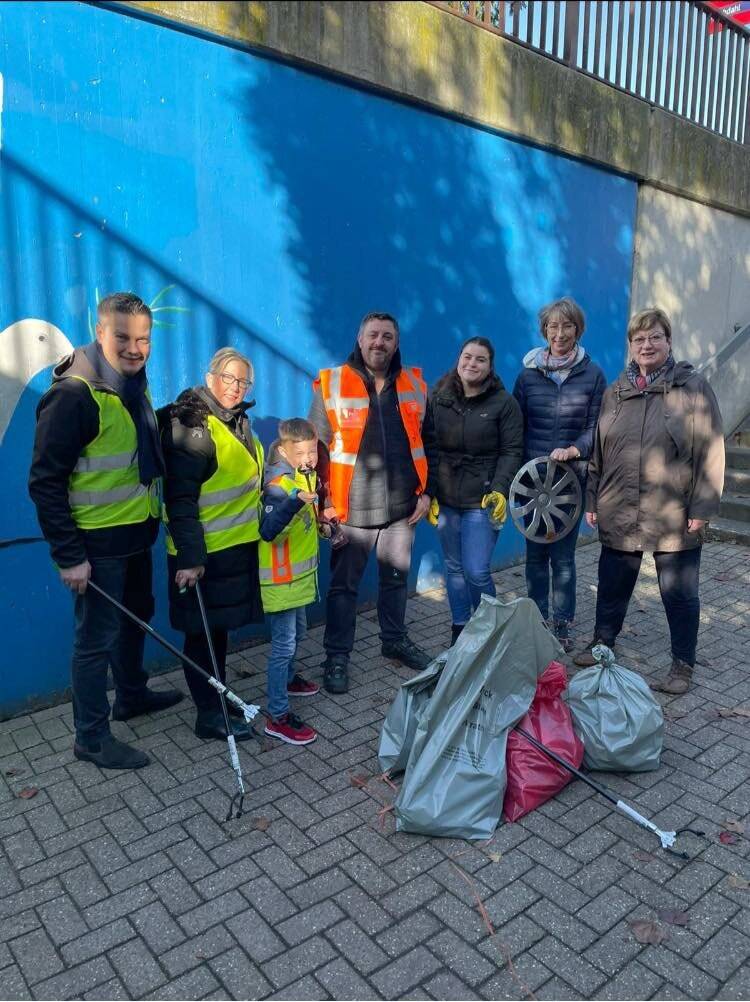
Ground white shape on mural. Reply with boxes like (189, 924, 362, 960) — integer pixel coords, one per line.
(0, 320, 74, 445)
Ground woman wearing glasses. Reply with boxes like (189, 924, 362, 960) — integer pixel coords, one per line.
(513, 297, 606, 651)
(575, 309, 725, 695)
(159, 348, 264, 740)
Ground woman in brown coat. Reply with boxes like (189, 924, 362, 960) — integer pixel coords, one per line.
(574, 308, 725, 694)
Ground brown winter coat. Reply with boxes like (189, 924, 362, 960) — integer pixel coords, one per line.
(586, 361, 725, 552)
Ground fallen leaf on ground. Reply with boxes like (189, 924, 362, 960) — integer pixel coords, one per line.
(632, 849, 656, 863)
(724, 819, 746, 834)
(628, 919, 669, 944)
(487, 852, 503, 863)
(4, 768, 22, 777)
(249, 816, 270, 831)
(728, 875, 750, 890)
(719, 831, 739, 845)
(657, 909, 689, 926)
(350, 774, 370, 789)
(17, 787, 38, 799)
(717, 707, 750, 719)
(195, 951, 208, 960)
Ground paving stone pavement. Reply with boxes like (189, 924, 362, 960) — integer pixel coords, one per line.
(1, 539, 749, 1001)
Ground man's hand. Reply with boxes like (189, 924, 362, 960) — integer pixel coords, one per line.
(408, 494, 431, 526)
(585, 511, 598, 528)
(550, 446, 581, 462)
(687, 518, 706, 534)
(60, 560, 91, 595)
(297, 490, 318, 504)
(175, 566, 205, 590)
(322, 506, 338, 521)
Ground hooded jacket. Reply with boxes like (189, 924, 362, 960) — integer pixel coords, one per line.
(308, 344, 438, 528)
(586, 362, 725, 552)
(426, 374, 523, 509)
(29, 346, 161, 567)
(158, 386, 263, 634)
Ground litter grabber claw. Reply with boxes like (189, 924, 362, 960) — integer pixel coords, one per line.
(87, 579, 259, 820)
(516, 726, 706, 861)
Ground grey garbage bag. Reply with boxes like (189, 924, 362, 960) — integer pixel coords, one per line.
(378, 657, 446, 776)
(393, 596, 563, 840)
(566, 644, 664, 772)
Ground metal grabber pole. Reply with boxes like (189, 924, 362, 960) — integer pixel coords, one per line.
(87, 579, 259, 821)
(516, 727, 706, 861)
(194, 579, 248, 821)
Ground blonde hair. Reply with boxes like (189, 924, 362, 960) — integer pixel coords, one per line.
(538, 297, 586, 340)
(207, 347, 254, 385)
(627, 308, 672, 342)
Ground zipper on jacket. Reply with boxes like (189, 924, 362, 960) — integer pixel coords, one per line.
(373, 386, 391, 520)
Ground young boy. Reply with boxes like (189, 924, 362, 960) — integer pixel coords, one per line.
(259, 418, 321, 745)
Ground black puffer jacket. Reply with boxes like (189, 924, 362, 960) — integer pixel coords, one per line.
(158, 387, 263, 635)
(308, 344, 438, 528)
(427, 375, 524, 509)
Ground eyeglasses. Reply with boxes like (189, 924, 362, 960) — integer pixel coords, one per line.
(631, 333, 666, 347)
(219, 372, 251, 391)
(546, 322, 576, 334)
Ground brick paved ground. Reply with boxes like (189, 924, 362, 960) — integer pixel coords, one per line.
(1, 539, 749, 1001)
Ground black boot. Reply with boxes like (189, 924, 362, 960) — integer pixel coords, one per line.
(450, 624, 465, 647)
(112, 688, 183, 721)
(74, 735, 150, 770)
(381, 636, 431, 671)
(322, 656, 349, 695)
(194, 709, 253, 742)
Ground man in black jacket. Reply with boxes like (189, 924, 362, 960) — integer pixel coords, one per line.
(309, 312, 437, 694)
(29, 292, 182, 770)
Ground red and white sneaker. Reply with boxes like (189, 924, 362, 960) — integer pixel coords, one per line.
(287, 674, 320, 697)
(264, 712, 317, 746)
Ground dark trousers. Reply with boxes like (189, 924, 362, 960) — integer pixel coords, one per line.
(183, 628, 228, 712)
(525, 511, 583, 624)
(71, 551, 152, 744)
(594, 545, 701, 666)
(324, 517, 415, 658)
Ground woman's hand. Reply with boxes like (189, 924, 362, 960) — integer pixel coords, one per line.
(175, 566, 205, 589)
(687, 518, 706, 534)
(550, 446, 581, 462)
(297, 490, 318, 504)
(585, 511, 597, 528)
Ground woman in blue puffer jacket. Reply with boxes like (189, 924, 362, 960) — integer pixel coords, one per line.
(512, 298, 606, 651)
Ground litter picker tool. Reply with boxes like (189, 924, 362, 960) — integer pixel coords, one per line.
(87, 579, 259, 821)
(194, 579, 249, 821)
(516, 726, 706, 860)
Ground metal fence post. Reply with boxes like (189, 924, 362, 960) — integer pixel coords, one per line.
(564, 0, 581, 66)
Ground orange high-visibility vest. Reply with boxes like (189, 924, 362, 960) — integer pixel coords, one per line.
(314, 364, 428, 521)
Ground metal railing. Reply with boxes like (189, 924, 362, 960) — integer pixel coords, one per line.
(431, 2, 750, 144)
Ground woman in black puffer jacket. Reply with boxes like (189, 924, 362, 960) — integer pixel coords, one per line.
(512, 298, 606, 650)
(427, 337, 523, 645)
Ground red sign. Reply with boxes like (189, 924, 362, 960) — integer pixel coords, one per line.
(706, 1, 750, 32)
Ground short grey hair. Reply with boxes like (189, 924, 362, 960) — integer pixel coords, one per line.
(207, 347, 254, 385)
(538, 297, 586, 340)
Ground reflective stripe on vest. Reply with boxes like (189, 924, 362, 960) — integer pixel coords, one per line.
(165, 415, 263, 556)
(66, 378, 160, 530)
(313, 364, 428, 521)
(258, 469, 319, 598)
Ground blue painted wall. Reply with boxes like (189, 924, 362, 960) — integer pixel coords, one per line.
(0, 1, 636, 715)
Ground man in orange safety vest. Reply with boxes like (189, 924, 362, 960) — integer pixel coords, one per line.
(308, 312, 437, 694)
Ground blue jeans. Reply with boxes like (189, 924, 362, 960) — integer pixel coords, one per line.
(437, 505, 499, 626)
(525, 512, 583, 623)
(266, 606, 307, 719)
(71, 551, 152, 744)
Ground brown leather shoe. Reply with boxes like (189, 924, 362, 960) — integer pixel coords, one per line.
(573, 639, 612, 668)
(649, 658, 693, 695)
